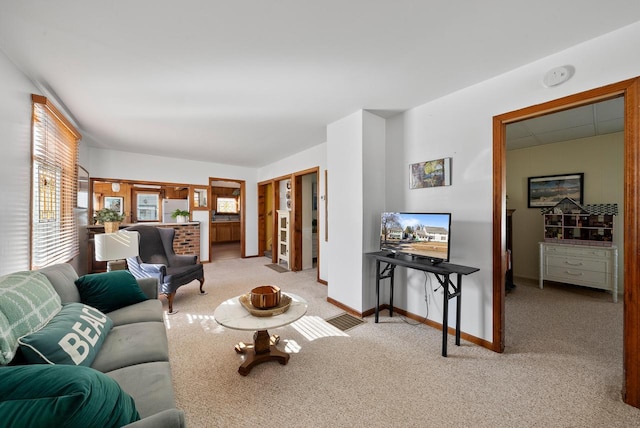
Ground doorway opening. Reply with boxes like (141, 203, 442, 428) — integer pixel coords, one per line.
(210, 177, 245, 261)
(493, 77, 640, 407)
(258, 167, 320, 279)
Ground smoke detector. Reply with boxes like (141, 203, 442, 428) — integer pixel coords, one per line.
(543, 65, 575, 87)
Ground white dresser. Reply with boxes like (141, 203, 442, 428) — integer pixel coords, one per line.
(539, 242, 618, 302)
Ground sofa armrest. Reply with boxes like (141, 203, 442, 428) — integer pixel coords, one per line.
(123, 409, 186, 428)
(136, 277, 159, 300)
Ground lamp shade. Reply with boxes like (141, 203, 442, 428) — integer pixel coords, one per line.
(95, 230, 139, 261)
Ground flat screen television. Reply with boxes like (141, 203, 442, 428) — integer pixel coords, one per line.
(379, 212, 452, 264)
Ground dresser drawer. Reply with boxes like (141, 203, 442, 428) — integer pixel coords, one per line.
(545, 255, 609, 273)
(544, 245, 611, 258)
(544, 265, 608, 289)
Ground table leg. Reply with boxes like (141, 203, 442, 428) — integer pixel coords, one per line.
(442, 274, 449, 357)
(389, 265, 395, 318)
(236, 330, 290, 376)
(455, 273, 462, 346)
(375, 260, 380, 323)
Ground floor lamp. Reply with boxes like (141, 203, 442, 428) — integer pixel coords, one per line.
(94, 230, 139, 272)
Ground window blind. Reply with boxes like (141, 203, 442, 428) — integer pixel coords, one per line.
(31, 94, 81, 269)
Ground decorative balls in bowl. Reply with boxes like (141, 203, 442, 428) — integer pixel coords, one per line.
(250, 285, 281, 309)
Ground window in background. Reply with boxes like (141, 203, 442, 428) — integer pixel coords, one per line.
(31, 94, 81, 269)
(216, 197, 238, 213)
(135, 192, 160, 221)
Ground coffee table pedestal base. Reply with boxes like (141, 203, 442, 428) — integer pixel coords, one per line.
(235, 330, 289, 376)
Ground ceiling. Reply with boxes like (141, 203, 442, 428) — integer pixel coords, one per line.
(0, 2, 639, 167)
(506, 97, 624, 150)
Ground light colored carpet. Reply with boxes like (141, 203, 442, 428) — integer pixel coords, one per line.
(162, 258, 640, 427)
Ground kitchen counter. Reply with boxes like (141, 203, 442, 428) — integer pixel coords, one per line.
(88, 221, 199, 229)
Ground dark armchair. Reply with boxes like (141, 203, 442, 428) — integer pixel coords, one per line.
(125, 225, 205, 314)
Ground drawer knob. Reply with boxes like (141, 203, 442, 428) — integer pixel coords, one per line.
(564, 261, 583, 266)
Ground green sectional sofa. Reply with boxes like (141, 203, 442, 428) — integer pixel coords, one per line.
(0, 263, 185, 427)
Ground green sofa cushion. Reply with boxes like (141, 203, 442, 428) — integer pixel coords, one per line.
(0, 271, 62, 365)
(75, 270, 148, 313)
(0, 364, 140, 427)
(18, 303, 113, 366)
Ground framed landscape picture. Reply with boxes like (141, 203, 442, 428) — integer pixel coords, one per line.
(527, 173, 584, 208)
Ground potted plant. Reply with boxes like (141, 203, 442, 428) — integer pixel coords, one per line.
(171, 209, 190, 223)
(94, 208, 126, 233)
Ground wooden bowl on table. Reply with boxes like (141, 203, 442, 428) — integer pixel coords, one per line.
(250, 285, 281, 309)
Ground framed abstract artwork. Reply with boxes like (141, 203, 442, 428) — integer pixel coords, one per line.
(410, 157, 452, 189)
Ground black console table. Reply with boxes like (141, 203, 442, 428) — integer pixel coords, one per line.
(366, 251, 479, 357)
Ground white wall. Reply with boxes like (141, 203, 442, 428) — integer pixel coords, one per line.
(369, 22, 640, 342)
(0, 50, 38, 274)
(326, 110, 386, 312)
(257, 143, 328, 281)
(507, 132, 624, 289)
(88, 147, 259, 257)
(327, 111, 365, 309)
(192, 210, 210, 262)
(385, 100, 494, 339)
(3, 17, 640, 346)
(361, 111, 387, 310)
(0, 49, 92, 275)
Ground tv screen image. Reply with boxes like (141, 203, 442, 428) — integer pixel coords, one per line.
(380, 212, 451, 263)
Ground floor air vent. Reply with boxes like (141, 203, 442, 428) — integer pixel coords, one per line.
(325, 313, 365, 332)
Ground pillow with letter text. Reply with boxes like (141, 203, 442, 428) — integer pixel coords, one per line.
(18, 303, 113, 366)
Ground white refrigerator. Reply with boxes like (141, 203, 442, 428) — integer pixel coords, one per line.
(162, 199, 189, 223)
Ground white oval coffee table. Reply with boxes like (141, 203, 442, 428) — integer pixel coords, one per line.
(214, 292, 307, 375)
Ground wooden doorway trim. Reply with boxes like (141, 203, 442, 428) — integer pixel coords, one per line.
(492, 77, 640, 407)
(291, 167, 320, 274)
(209, 177, 246, 258)
(257, 179, 278, 262)
(257, 183, 266, 258)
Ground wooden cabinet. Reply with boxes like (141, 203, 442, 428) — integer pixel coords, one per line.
(218, 224, 232, 242)
(277, 210, 290, 269)
(539, 242, 618, 302)
(231, 223, 241, 241)
(211, 222, 240, 243)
